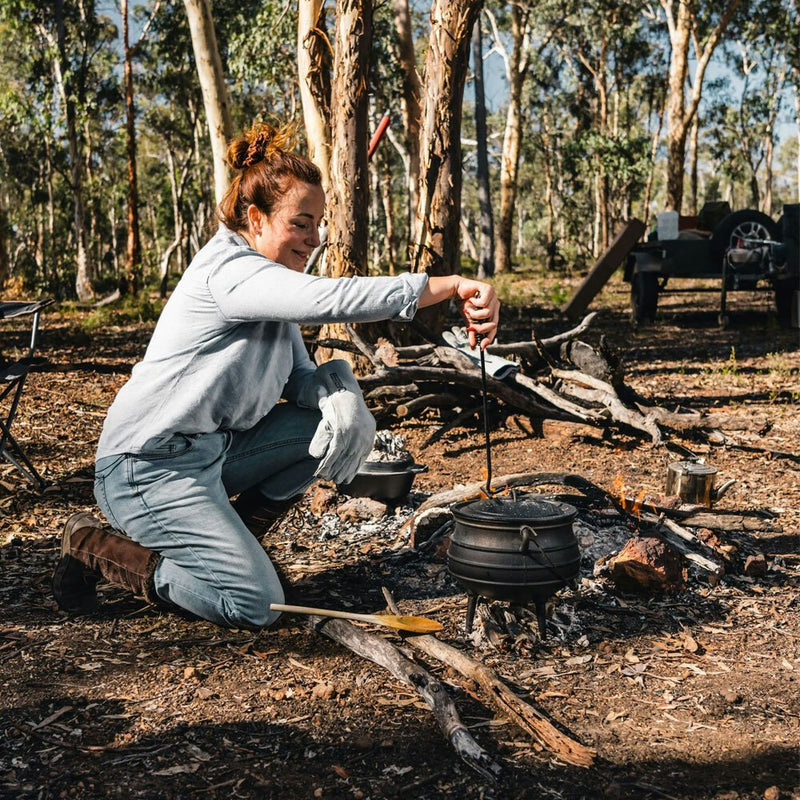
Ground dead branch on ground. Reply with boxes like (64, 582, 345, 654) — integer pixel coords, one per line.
(306, 615, 501, 780)
(382, 589, 596, 768)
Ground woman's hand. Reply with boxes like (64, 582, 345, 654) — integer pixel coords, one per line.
(421, 276, 500, 349)
(454, 278, 499, 349)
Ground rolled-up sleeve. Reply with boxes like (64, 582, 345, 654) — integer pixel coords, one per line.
(208, 249, 429, 325)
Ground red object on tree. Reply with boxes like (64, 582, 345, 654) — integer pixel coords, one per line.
(367, 113, 390, 160)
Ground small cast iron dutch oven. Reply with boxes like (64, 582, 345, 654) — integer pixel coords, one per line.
(448, 494, 581, 633)
(338, 457, 428, 502)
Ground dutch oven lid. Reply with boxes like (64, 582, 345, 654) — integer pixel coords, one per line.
(451, 494, 577, 525)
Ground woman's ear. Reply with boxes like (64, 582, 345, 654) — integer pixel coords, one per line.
(246, 204, 263, 236)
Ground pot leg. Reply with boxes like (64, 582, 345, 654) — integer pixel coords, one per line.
(535, 600, 547, 640)
(465, 593, 479, 633)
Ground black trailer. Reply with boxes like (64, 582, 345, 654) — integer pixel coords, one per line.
(624, 202, 800, 326)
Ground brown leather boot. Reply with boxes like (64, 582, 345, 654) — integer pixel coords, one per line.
(53, 512, 160, 610)
(232, 488, 304, 540)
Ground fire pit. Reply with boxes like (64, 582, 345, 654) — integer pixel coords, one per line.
(448, 493, 581, 637)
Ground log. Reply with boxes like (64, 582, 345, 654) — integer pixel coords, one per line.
(360, 366, 578, 422)
(397, 392, 460, 418)
(561, 219, 645, 319)
(306, 616, 501, 780)
(399, 472, 610, 543)
(382, 591, 596, 768)
(512, 373, 606, 424)
(639, 512, 725, 576)
(553, 369, 663, 443)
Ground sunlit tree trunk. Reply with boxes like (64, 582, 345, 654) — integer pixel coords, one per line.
(660, 0, 743, 212)
(487, 4, 529, 274)
(392, 0, 422, 241)
(298, 0, 332, 193)
(319, 0, 372, 368)
(414, 0, 483, 284)
(183, 0, 233, 204)
(472, 15, 494, 279)
(122, 0, 141, 294)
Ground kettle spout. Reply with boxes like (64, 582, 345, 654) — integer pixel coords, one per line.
(712, 479, 736, 502)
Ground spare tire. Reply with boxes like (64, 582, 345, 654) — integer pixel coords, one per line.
(710, 209, 778, 262)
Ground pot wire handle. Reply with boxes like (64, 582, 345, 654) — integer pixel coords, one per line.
(472, 290, 493, 498)
(519, 525, 572, 585)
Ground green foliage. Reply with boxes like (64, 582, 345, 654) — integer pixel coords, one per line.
(79, 294, 165, 334)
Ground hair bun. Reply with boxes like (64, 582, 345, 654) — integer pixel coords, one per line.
(226, 122, 296, 170)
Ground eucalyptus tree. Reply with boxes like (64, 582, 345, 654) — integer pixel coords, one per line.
(0, 0, 118, 300)
(183, 0, 233, 204)
(137, 1, 208, 293)
(658, 0, 745, 213)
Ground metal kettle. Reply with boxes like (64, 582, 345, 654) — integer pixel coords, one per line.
(665, 461, 736, 507)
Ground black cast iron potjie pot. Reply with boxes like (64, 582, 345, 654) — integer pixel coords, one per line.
(448, 494, 580, 637)
(338, 458, 428, 502)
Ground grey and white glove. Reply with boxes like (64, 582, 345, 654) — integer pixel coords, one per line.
(307, 360, 376, 485)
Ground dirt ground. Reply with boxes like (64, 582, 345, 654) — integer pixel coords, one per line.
(0, 271, 798, 800)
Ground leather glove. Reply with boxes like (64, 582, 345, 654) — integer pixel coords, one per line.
(307, 360, 376, 485)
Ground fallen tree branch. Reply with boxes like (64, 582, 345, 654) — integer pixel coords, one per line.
(306, 616, 501, 780)
(399, 472, 610, 544)
(382, 590, 596, 768)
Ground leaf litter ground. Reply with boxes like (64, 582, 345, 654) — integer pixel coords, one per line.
(0, 273, 798, 800)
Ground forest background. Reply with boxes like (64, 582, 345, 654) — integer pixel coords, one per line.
(0, 0, 797, 312)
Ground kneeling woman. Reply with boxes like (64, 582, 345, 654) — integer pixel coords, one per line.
(53, 122, 499, 629)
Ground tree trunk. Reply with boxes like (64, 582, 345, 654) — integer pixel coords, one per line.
(661, 0, 744, 212)
(50, 0, 93, 301)
(0, 191, 8, 289)
(413, 0, 483, 298)
(472, 15, 494, 279)
(493, 4, 528, 274)
(183, 0, 233, 205)
(122, 0, 141, 295)
(689, 113, 699, 215)
(392, 0, 422, 242)
(297, 0, 332, 193)
(319, 0, 372, 368)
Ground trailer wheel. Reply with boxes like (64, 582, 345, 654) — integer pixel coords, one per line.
(631, 272, 659, 324)
(710, 209, 779, 262)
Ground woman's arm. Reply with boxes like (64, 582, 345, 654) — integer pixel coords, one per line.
(420, 275, 500, 349)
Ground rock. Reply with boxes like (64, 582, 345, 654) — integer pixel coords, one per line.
(310, 485, 339, 517)
(337, 497, 388, 522)
(311, 682, 336, 701)
(763, 786, 780, 800)
(744, 553, 768, 577)
(720, 687, 740, 703)
(607, 536, 686, 592)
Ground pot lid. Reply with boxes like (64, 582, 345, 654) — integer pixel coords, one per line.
(669, 460, 716, 475)
(451, 495, 577, 524)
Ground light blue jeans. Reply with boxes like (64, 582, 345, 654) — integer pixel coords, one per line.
(93, 403, 322, 629)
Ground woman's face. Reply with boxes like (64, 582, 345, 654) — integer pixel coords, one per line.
(247, 180, 325, 272)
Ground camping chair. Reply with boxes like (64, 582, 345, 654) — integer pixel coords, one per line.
(0, 299, 55, 488)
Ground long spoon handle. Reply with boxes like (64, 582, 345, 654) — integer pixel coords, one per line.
(270, 603, 381, 624)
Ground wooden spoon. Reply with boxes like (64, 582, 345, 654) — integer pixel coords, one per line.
(269, 603, 443, 634)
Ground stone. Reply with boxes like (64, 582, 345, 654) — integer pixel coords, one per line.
(310, 485, 339, 517)
(337, 497, 388, 522)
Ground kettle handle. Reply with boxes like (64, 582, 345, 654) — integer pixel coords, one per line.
(712, 478, 737, 501)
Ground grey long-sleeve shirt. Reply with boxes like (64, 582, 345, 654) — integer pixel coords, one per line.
(96, 226, 428, 459)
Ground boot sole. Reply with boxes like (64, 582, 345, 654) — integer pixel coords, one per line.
(54, 512, 103, 610)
